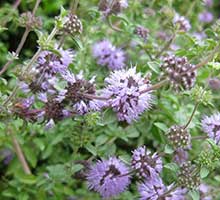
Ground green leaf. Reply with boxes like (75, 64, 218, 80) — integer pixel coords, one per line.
(23, 146, 37, 168)
(164, 163, 179, 172)
(189, 190, 200, 200)
(208, 62, 220, 70)
(47, 164, 66, 179)
(164, 145, 174, 154)
(147, 61, 161, 74)
(200, 167, 209, 179)
(154, 122, 168, 132)
(16, 173, 37, 185)
(85, 143, 97, 156)
(95, 135, 108, 146)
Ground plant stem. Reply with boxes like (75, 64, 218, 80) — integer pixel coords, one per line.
(184, 101, 200, 129)
(155, 33, 176, 59)
(187, 45, 220, 73)
(140, 79, 168, 94)
(192, 135, 208, 140)
(2, 26, 58, 107)
(8, 129, 31, 174)
(81, 93, 110, 101)
(13, 0, 22, 9)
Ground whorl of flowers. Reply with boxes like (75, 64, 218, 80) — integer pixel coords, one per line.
(63, 13, 83, 34)
(86, 157, 130, 199)
(102, 67, 153, 123)
(178, 162, 200, 190)
(134, 26, 149, 41)
(202, 113, 220, 145)
(167, 125, 191, 148)
(60, 71, 105, 115)
(165, 184, 187, 200)
(161, 55, 197, 91)
(131, 146, 162, 179)
(198, 11, 213, 23)
(173, 148, 189, 165)
(20, 48, 74, 94)
(98, 0, 128, 16)
(138, 176, 165, 200)
(173, 14, 191, 32)
(92, 40, 126, 70)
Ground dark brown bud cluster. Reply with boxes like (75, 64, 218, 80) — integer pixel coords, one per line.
(178, 162, 200, 190)
(134, 26, 149, 41)
(20, 12, 42, 30)
(167, 125, 190, 148)
(161, 55, 197, 91)
(63, 14, 83, 35)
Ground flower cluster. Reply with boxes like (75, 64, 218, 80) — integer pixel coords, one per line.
(63, 13, 83, 34)
(87, 157, 130, 199)
(167, 125, 191, 149)
(173, 14, 191, 32)
(134, 26, 149, 41)
(102, 67, 153, 123)
(98, 0, 128, 16)
(131, 146, 162, 179)
(161, 55, 197, 91)
(87, 146, 188, 199)
(16, 48, 105, 129)
(92, 40, 126, 70)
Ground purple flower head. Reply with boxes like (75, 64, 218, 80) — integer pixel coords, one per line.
(87, 157, 130, 199)
(131, 146, 162, 179)
(92, 40, 126, 70)
(0, 149, 14, 165)
(138, 175, 165, 200)
(201, 113, 220, 145)
(103, 67, 153, 123)
(204, 0, 213, 7)
(173, 148, 188, 165)
(61, 71, 104, 114)
(173, 14, 191, 32)
(166, 184, 187, 200)
(98, 0, 128, 16)
(37, 48, 74, 78)
(199, 11, 213, 23)
(208, 78, 220, 90)
(199, 184, 212, 200)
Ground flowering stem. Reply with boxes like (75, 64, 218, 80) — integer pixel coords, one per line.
(187, 45, 220, 73)
(81, 93, 110, 101)
(192, 135, 208, 140)
(2, 26, 58, 107)
(13, 0, 22, 9)
(184, 101, 200, 129)
(7, 129, 31, 174)
(140, 79, 169, 94)
(155, 33, 176, 59)
(0, 0, 42, 76)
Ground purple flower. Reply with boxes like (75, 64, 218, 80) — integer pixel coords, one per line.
(173, 14, 191, 32)
(199, 184, 212, 200)
(138, 175, 165, 200)
(131, 146, 162, 179)
(199, 11, 213, 23)
(208, 78, 220, 90)
(87, 157, 130, 199)
(201, 113, 220, 144)
(92, 40, 126, 70)
(173, 148, 188, 165)
(102, 67, 153, 123)
(166, 184, 187, 200)
(204, 0, 213, 7)
(37, 48, 74, 78)
(61, 71, 105, 114)
(0, 149, 14, 165)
